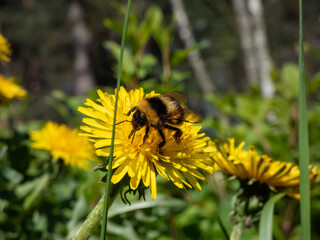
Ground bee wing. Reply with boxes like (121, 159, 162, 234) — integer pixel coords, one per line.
(162, 91, 187, 103)
(162, 91, 202, 123)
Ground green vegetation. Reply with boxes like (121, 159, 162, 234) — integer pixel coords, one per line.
(0, 1, 319, 239)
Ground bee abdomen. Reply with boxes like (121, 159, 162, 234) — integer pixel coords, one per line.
(145, 95, 184, 125)
(168, 108, 184, 124)
(163, 96, 184, 124)
(146, 97, 167, 115)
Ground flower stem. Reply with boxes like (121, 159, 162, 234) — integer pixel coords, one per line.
(230, 222, 244, 240)
(72, 192, 118, 240)
(100, 0, 132, 239)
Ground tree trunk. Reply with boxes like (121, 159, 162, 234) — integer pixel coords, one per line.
(169, 0, 214, 94)
(248, 0, 274, 98)
(232, 0, 274, 98)
(68, 0, 95, 96)
(232, 0, 258, 86)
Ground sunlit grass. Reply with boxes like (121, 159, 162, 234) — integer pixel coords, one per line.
(298, 0, 310, 239)
(100, 0, 132, 239)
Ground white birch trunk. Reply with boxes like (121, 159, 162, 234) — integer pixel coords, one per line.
(232, 0, 274, 98)
(232, 0, 258, 86)
(248, 0, 274, 98)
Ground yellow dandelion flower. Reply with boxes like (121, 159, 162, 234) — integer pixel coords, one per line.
(0, 34, 11, 62)
(213, 138, 319, 199)
(78, 87, 214, 199)
(0, 74, 27, 104)
(30, 122, 97, 170)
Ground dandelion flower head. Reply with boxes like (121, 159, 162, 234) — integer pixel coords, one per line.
(30, 122, 97, 170)
(0, 34, 11, 62)
(213, 138, 319, 199)
(0, 75, 27, 104)
(78, 87, 214, 199)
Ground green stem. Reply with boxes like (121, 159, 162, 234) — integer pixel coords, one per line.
(298, 0, 310, 239)
(100, 0, 132, 239)
(230, 222, 244, 240)
(72, 193, 118, 240)
(218, 216, 230, 240)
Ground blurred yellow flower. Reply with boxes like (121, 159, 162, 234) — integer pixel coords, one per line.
(78, 86, 214, 199)
(213, 138, 319, 199)
(0, 74, 27, 104)
(0, 34, 11, 62)
(30, 122, 97, 170)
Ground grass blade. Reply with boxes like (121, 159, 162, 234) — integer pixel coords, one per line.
(259, 192, 285, 240)
(100, 0, 132, 239)
(298, 0, 310, 239)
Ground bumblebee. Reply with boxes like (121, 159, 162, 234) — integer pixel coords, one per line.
(123, 91, 202, 148)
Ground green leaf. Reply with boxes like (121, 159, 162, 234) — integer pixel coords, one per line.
(304, 42, 320, 61)
(137, 54, 157, 78)
(140, 54, 157, 68)
(138, 6, 163, 46)
(298, 1, 310, 239)
(309, 72, 320, 94)
(108, 197, 186, 219)
(107, 221, 141, 240)
(139, 78, 158, 91)
(22, 174, 50, 210)
(103, 18, 123, 35)
(15, 177, 43, 198)
(280, 63, 299, 99)
(153, 20, 176, 51)
(171, 48, 194, 67)
(104, 41, 136, 75)
(67, 195, 87, 237)
(32, 211, 48, 232)
(259, 192, 285, 240)
(171, 41, 208, 67)
(3, 167, 23, 189)
(169, 70, 190, 83)
(145, 5, 163, 31)
(0, 145, 8, 160)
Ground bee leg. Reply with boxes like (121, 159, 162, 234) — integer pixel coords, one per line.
(116, 120, 131, 125)
(157, 128, 166, 148)
(164, 124, 182, 143)
(128, 129, 134, 139)
(174, 129, 182, 143)
(143, 126, 150, 143)
(127, 106, 138, 116)
(128, 129, 136, 144)
(131, 131, 136, 144)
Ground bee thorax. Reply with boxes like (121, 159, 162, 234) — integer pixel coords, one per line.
(132, 110, 148, 128)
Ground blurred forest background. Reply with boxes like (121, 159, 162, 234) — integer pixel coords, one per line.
(1, 0, 319, 120)
(1, 0, 320, 239)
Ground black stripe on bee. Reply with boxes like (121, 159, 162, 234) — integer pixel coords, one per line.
(146, 97, 167, 116)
